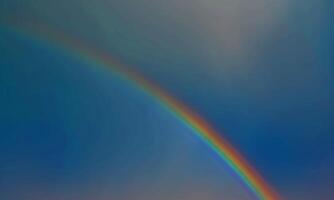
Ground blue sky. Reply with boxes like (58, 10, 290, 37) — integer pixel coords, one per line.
(1, 1, 334, 199)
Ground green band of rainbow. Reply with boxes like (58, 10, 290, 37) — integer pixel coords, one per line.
(2, 20, 281, 200)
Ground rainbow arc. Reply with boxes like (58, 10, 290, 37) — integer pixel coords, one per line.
(2, 21, 281, 200)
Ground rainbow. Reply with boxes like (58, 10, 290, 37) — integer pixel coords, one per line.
(1, 20, 281, 200)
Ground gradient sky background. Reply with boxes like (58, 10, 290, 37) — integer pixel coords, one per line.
(1, 1, 334, 200)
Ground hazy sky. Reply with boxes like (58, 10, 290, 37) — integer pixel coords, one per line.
(1, 1, 333, 199)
